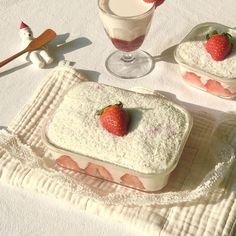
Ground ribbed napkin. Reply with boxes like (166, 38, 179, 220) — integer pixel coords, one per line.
(0, 64, 235, 235)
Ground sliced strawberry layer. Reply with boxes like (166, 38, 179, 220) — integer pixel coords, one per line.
(205, 80, 234, 97)
(85, 163, 113, 181)
(85, 163, 100, 176)
(183, 72, 205, 88)
(56, 155, 80, 171)
(98, 166, 113, 181)
(120, 174, 145, 190)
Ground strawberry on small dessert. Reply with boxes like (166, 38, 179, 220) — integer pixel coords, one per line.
(96, 101, 130, 137)
(56, 155, 80, 171)
(205, 31, 233, 61)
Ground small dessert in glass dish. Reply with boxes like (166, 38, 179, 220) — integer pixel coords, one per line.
(174, 22, 236, 99)
(41, 82, 192, 192)
(98, 0, 155, 79)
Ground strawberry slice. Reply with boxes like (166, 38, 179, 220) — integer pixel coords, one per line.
(205, 80, 234, 97)
(183, 72, 205, 88)
(85, 163, 113, 181)
(98, 166, 113, 181)
(85, 163, 100, 176)
(56, 155, 80, 171)
(120, 174, 145, 189)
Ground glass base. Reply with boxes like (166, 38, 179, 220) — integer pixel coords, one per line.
(105, 50, 154, 79)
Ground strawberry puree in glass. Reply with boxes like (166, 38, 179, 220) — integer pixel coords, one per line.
(111, 35, 145, 52)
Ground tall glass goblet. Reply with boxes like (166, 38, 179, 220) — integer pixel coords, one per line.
(98, 0, 155, 79)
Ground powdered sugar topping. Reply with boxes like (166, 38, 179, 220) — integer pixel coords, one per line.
(177, 41, 236, 79)
(47, 82, 191, 174)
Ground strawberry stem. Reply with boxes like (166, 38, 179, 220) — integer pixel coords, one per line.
(222, 32, 232, 38)
(206, 30, 233, 42)
(96, 107, 107, 116)
(206, 30, 218, 40)
(222, 32, 233, 45)
(116, 101, 123, 108)
(96, 101, 123, 116)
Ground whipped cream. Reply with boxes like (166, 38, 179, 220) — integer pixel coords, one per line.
(47, 82, 191, 174)
(99, 0, 154, 41)
(100, 0, 153, 17)
(176, 40, 236, 79)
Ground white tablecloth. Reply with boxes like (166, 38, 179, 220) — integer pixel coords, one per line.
(0, 0, 235, 235)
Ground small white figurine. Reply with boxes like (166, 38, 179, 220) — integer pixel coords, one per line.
(19, 21, 53, 68)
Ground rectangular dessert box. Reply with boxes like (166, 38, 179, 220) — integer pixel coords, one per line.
(174, 22, 236, 99)
(41, 82, 193, 192)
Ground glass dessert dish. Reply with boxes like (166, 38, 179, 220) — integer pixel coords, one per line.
(41, 81, 193, 192)
(98, 0, 155, 79)
(174, 22, 236, 99)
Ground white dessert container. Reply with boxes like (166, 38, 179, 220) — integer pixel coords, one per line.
(174, 22, 236, 99)
(41, 82, 193, 192)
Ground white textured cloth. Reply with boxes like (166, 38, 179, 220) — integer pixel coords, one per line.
(0, 1, 236, 235)
(0, 65, 235, 235)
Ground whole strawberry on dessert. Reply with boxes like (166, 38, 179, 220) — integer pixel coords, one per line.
(96, 102, 130, 137)
(205, 31, 233, 61)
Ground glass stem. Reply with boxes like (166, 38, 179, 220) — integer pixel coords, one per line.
(121, 52, 135, 63)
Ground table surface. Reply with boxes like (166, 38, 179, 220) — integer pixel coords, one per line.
(0, 0, 235, 235)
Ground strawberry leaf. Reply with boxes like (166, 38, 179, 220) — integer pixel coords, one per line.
(222, 32, 233, 46)
(206, 30, 218, 40)
(96, 102, 123, 116)
(116, 101, 123, 108)
(222, 32, 232, 38)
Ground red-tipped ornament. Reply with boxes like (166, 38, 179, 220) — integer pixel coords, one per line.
(20, 21, 29, 29)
